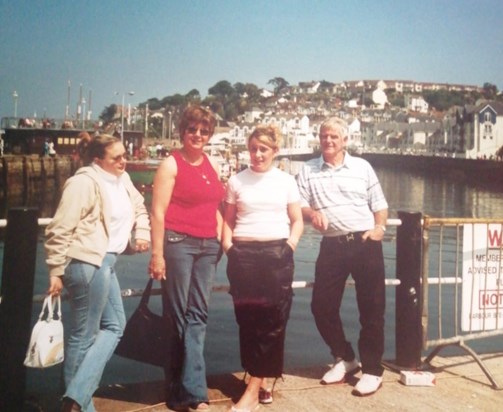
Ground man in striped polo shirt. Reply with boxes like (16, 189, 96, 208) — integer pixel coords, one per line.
(297, 117, 388, 397)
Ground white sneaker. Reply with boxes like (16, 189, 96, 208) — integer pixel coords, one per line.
(352, 373, 383, 396)
(321, 358, 360, 384)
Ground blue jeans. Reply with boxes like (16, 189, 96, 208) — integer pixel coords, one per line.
(162, 232, 219, 409)
(63, 253, 126, 412)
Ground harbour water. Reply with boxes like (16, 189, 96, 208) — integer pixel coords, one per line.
(5, 162, 503, 396)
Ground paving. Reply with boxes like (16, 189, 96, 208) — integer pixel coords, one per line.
(85, 352, 503, 412)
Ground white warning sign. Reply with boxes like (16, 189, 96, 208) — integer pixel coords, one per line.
(462, 224, 503, 332)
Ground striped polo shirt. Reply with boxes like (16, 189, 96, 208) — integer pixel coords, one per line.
(297, 152, 388, 237)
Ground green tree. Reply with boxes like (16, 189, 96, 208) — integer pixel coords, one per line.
(423, 90, 466, 111)
(186, 89, 201, 101)
(99, 104, 118, 123)
(482, 82, 498, 100)
(268, 77, 289, 95)
(208, 80, 236, 100)
(161, 94, 186, 107)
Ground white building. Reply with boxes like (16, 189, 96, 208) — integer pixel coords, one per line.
(405, 95, 429, 113)
(466, 102, 503, 159)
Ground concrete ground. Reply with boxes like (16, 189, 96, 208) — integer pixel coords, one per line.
(86, 352, 503, 412)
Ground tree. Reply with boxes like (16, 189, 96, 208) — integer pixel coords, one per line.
(208, 80, 235, 100)
(268, 77, 289, 95)
(161, 94, 185, 107)
(233, 82, 247, 96)
(482, 82, 498, 100)
(99, 104, 118, 124)
(186, 89, 201, 101)
(144, 97, 162, 111)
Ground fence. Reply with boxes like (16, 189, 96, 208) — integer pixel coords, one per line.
(420, 216, 503, 389)
(1, 209, 502, 410)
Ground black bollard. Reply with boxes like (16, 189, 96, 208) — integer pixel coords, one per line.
(0, 208, 39, 411)
(395, 211, 423, 368)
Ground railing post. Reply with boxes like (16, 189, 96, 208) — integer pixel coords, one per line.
(0, 208, 39, 411)
(395, 211, 423, 368)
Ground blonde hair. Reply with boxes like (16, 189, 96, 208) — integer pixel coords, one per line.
(248, 125, 282, 150)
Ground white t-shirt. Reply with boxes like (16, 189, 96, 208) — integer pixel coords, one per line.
(93, 164, 133, 253)
(226, 167, 300, 239)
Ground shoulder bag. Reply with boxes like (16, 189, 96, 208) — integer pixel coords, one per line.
(115, 278, 175, 367)
(24, 295, 64, 368)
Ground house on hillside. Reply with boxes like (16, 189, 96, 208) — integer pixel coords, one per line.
(465, 102, 503, 159)
(405, 95, 429, 113)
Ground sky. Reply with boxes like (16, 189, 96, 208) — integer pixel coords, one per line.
(1, 0, 502, 120)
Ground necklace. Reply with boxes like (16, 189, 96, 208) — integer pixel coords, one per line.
(179, 149, 210, 184)
(197, 165, 211, 185)
(191, 158, 211, 185)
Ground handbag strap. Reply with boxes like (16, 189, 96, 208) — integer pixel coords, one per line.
(39, 295, 62, 321)
(53, 295, 62, 320)
(38, 295, 50, 321)
(140, 278, 154, 307)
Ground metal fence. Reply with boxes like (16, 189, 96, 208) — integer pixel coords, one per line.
(420, 217, 503, 389)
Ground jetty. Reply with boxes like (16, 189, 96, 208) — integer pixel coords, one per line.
(26, 352, 503, 411)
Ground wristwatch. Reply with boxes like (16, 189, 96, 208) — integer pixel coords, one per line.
(375, 224, 386, 232)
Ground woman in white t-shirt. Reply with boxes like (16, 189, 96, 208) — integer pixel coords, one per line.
(222, 125, 304, 412)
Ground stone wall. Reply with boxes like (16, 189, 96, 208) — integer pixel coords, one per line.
(0, 155, 80, 218)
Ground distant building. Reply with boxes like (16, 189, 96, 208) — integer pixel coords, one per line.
(465, 102, 503, 159)
(405, 95, 429, 113)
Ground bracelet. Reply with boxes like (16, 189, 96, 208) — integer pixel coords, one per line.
(375, 224, 386, 232)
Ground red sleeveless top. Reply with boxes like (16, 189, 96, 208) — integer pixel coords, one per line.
(164, 151, 225, 238)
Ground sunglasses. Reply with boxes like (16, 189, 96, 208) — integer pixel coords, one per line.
(186, 126, 211, 136)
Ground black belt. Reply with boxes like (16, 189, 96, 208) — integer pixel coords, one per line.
(326, 231, 364, 244)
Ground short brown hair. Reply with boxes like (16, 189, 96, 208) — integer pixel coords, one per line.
(84, 134, 121, 164)
(178, 106, 216, 140)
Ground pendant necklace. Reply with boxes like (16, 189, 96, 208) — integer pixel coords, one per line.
(181, 150, 210, 185)
(197, 165, 211, 185)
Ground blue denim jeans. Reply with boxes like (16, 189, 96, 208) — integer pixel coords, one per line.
(63, 253, 126, 412)
(162, 231, 219, 409)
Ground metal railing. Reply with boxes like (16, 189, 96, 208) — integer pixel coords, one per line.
(421, 217, 503, 389)
(2, 208, 502, 412)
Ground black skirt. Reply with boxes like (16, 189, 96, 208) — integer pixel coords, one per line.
(226, 239, 294, 377)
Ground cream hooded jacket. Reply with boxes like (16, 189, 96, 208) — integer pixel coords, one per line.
(45, 166, 150, 277)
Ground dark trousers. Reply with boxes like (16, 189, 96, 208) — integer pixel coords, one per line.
(311, 235, 385, 376)
(227, 239, 294, 377)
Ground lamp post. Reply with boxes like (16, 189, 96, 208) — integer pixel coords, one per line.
(81, 98, 86, 129)
(118, 91, 135, 143)
(168, 111, 172, 140)
(12, 91, 18, 118)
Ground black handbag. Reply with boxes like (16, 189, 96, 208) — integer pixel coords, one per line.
(115, 278, 173, 367)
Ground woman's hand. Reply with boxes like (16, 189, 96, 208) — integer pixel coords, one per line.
(149, 254, 166, 280)
(47, 276, 63, 296)
(134, 239, 150, 253)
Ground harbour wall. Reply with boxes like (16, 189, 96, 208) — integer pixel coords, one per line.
(0, 153, 501, 215)
(0, 155, 80, 218)
(360, 153, 503, 187)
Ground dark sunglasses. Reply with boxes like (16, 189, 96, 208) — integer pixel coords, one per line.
(186, 126, 211, 136)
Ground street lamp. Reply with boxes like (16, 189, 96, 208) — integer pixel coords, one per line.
(12, 91, 18, 118)
(117, 91, 135, 143)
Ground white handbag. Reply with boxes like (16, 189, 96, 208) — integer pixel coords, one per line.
(24, 295, 64, 368)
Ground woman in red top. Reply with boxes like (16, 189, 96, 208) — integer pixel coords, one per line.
(149, 106, 225, 412)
